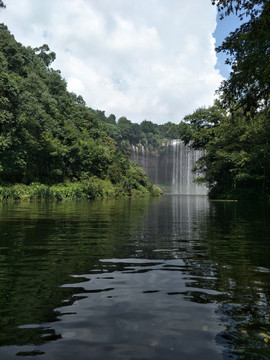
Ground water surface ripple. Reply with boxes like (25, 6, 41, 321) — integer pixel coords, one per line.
(0, 196, 269, 359)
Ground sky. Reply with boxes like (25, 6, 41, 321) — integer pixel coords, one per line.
(1, 0, 239, 124)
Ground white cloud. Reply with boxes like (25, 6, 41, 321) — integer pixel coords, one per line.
(2, 0, 223, 124)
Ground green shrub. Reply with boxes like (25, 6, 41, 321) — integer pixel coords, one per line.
(0, 177, 161, 202)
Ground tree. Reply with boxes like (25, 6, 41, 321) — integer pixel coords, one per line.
(212, 0, 270, 113)
(212, 0, 263, 19)
(180, 100, 270, 199)
(207, 0, 270, 198)
(34, 44, 56, 67)
(140, 120, 158, 134)
(159, 122, 181, 140)
(0, 1, 5, 9)
(181, 101, 226, 149)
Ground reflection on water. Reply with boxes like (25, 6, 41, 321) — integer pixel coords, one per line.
(0, 196, 269, 359)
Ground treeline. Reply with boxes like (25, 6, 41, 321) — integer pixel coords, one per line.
(99, 113, 184, 152)
(0, 24, 160, 200)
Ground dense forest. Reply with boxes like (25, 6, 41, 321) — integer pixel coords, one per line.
(0, 0, 269, 200)
(0, 15, 160, 199)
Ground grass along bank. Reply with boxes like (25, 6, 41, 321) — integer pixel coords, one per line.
(0, 177, 161, 202)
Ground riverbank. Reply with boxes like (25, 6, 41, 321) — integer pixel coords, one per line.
(0, 178, 161, 202)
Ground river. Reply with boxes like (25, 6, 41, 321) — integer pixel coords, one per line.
(0, 196, 269, 359)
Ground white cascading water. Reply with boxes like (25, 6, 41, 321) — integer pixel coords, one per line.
(169, 140, 207, 195)
(130, 139, 207, 195)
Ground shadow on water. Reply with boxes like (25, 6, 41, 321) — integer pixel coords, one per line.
(0, 197, 269, 359)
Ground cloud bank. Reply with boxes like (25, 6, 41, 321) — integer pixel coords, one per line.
(2, 0, 223, 124)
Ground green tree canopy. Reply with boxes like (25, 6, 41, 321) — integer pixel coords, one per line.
(213, 0, 270, 113)
(34, 44, 56, 67)
(177, 1, 270, 199)
(212, 0, 263, 19)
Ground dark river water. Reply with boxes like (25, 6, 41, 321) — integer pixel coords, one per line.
(0, 196, 269, 360)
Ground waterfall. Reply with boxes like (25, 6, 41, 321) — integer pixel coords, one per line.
(130, 140, 207, 195)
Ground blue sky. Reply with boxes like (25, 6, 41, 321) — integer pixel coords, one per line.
(214, 11, 243, 78)
(1, 1, 240, 124)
